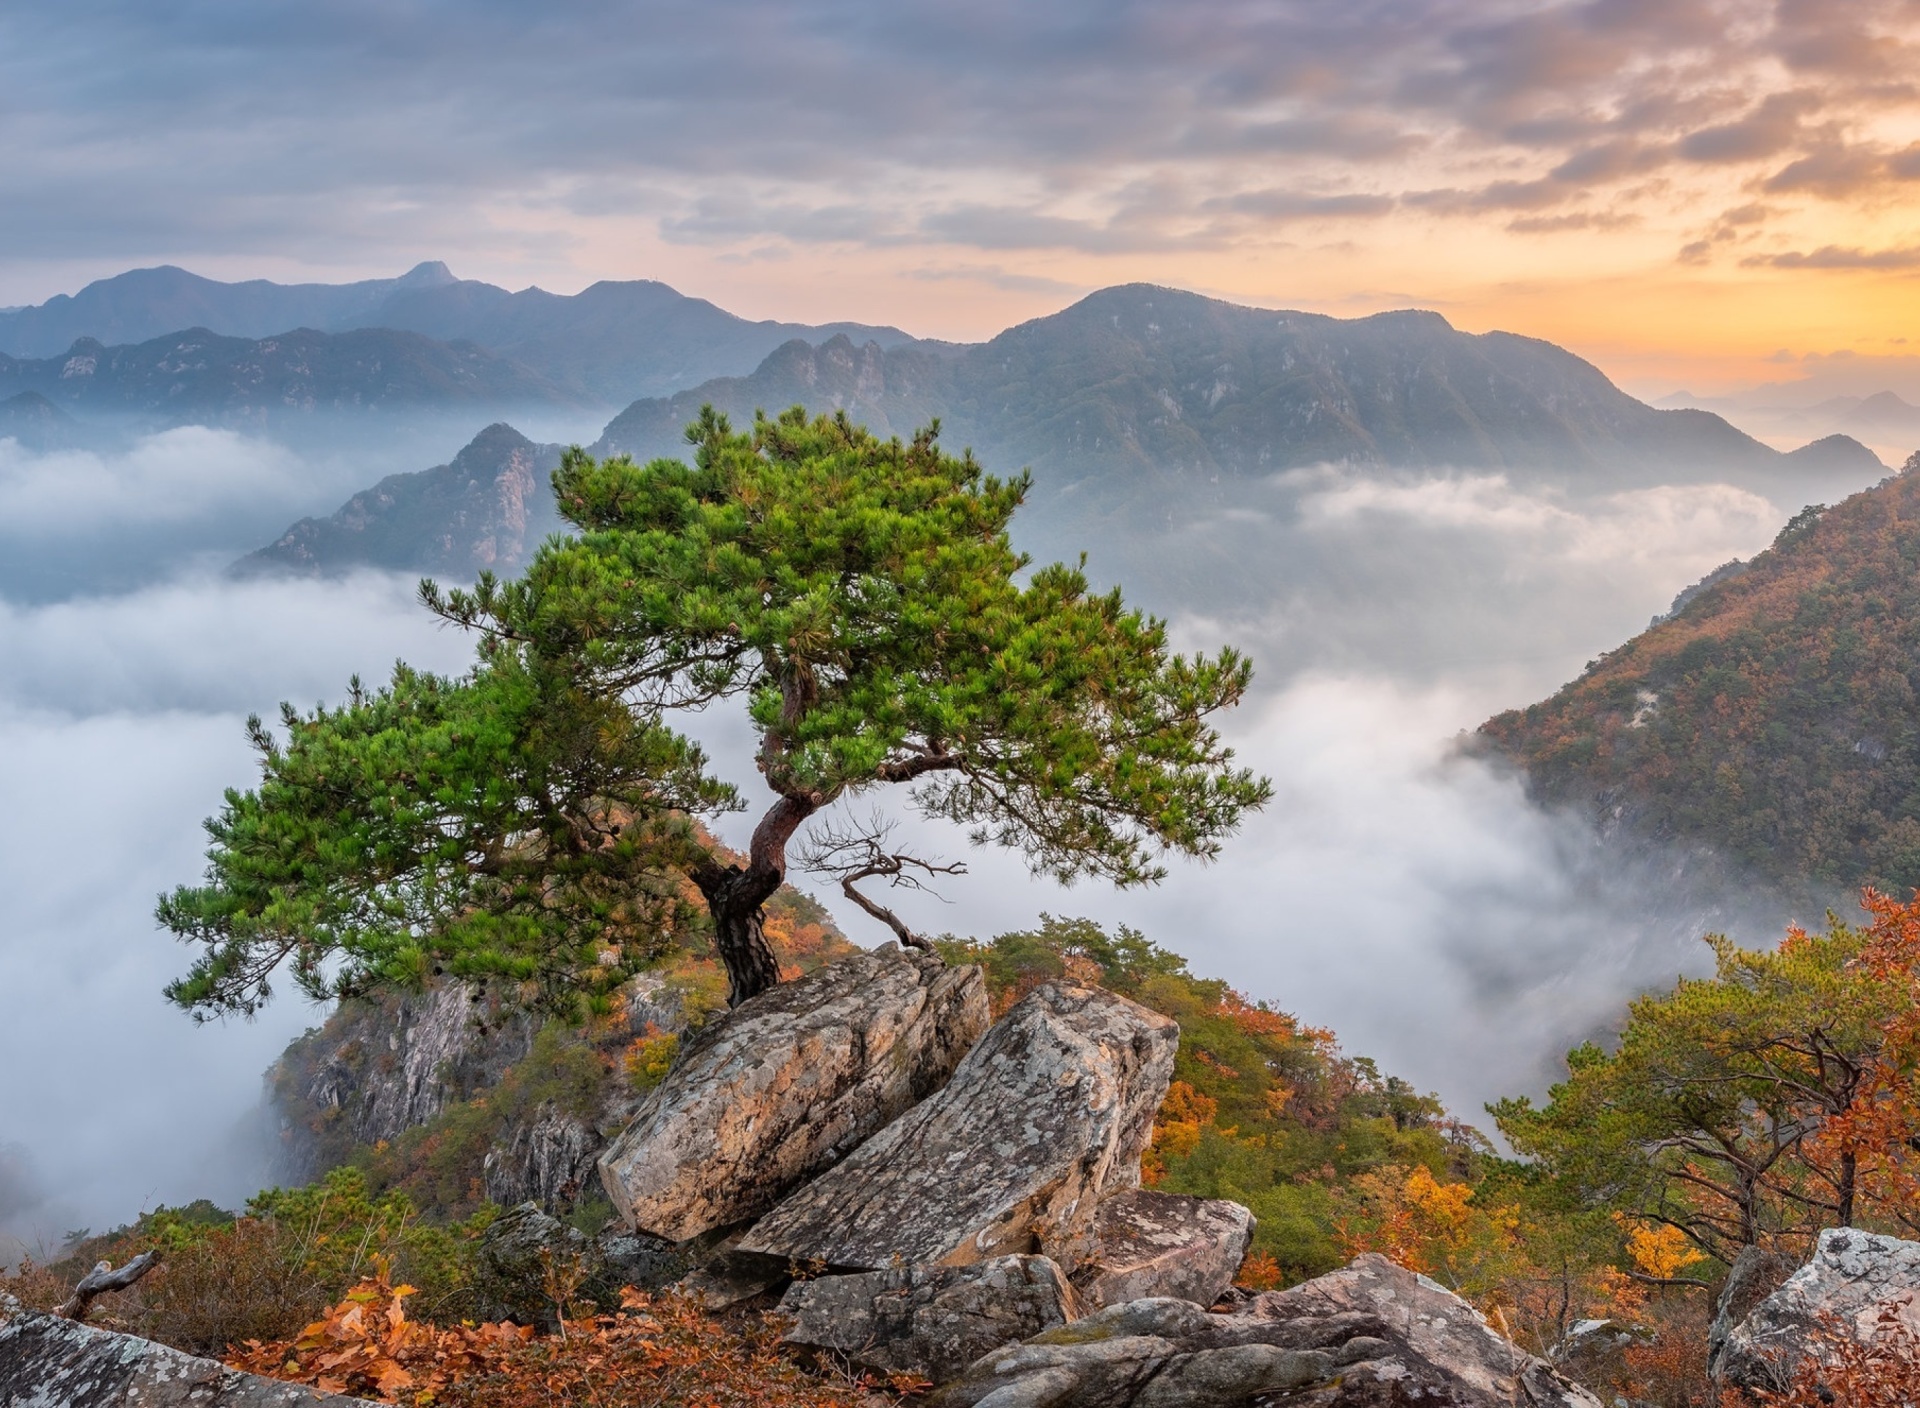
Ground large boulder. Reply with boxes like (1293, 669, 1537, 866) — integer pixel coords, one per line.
(929, 1255, 1602, 1406)
(1716, 1227, 1920, 1394)
(1071, 1191, 1255, 1310)
(779, 1256, 1078, 1383)
(597, 945, 988, 1241)
(0, 1300, 372, 1406)
(741, 983, 1179, 1272)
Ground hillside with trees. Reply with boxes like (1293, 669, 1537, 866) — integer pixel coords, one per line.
(1480, 452, 1920, 896)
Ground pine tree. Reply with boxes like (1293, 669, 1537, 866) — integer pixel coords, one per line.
(162, 407, 1270, 1014)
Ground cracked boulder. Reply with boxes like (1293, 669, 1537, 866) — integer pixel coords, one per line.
(741, 982, 1178, 1272)
(1071, 1191, 1255, 1310)
(779, 1255, 1078, 1384)
(929, 1255, 1601, 1407)
(1715, 1227, 1920, 1394)
(0, 1302, 372, 1406)
(597, 945, 988, 1241)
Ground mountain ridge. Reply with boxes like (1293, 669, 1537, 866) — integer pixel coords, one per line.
(0, 263, 928, 404)
(0, 325, 575, 427)
(1479, 451, 1920, 895)
(594, 284, 1883, 531)
(241, 284, 1887, 586)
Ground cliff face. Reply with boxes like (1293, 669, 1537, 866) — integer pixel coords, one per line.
(270, 983, 537, 1185)
(268, 971, 696, 1211)
(265, 885, 852, 1216)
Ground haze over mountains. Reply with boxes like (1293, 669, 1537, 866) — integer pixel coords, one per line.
(0, 262, 924, 405)
(225, 281, 1889, 596)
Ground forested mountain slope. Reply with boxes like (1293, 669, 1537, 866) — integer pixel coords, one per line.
(236, 423, 564, 579)
(0, 326, 573, 427)
(1479, 453, 1920, 893)
(0, 263, 925, 404)
(596, 284, 1880, 531)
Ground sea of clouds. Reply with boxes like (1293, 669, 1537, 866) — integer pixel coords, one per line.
(0, 424, 1877, 1260)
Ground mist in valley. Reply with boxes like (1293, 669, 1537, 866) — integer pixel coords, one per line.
(0, 414, 1890, 1263)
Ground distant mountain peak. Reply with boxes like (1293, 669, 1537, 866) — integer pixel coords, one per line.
(397, 261, 457, 288)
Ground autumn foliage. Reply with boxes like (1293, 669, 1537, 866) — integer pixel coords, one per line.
(1481, 456, 1920, 894)
(226, 1266, 890, 1407)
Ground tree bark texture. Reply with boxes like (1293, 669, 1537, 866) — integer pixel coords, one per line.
(694, 793, 817, 1006)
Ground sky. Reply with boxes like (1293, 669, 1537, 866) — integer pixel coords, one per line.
(2, 0, 1919, 395)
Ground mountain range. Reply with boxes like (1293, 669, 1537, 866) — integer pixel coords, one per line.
(595, 287, 1882, 534)
(1480, 451, 1920, 896)
(238, 283, 1887, 581)
(0, 326, 572, 428)
(0, 262, 925, 404)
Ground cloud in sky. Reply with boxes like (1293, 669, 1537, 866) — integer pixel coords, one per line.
(1, 0, 1918, 385)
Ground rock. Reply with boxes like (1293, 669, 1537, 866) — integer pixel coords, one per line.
(1549, 1317, 1656, 1392)
(929, 1255, 1602, 1406)
(741, 983, 1178, 1271)
(597, 946, 988, 1241)
(595, 1228, 690, 1295)
(0, 1301, 372, 1406)
(472, 1203, 687, 1329)
(670, 1238, 792, 1311)
(482, 1102, 600, 1208)
(1070, 1191, 1254, 1310)
(1716, 1227, 1920, 1394)
(779, 1256, 1078, 1383)
(1705, 1243, 1794, 1381)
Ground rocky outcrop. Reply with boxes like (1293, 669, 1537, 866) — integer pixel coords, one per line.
(1070, 1192, 1254, 1310)
(929, 1256, 1602, 1407)
(482, 1104, 600, 1209)
(0, 1300, 372, 1406)
(598, 946, 989, 1241)
(268, 982, 541, 1182)
(1715, 1227, 1920, 1394)
(741, 982, 1179, 1272)
(779, 1256, 1078, 1384)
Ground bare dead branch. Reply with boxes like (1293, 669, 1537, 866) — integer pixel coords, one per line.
(797, 814, 965, 952)
(57, 1250, 160, 1321)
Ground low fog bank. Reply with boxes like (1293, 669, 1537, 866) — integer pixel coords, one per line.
(768, 675, 1817, 1139)
(0, 571, 474, 1265)
(0, 455, 1844, 1261)
(765, 468, 1833, 1125)
(0, 413, 598, 601)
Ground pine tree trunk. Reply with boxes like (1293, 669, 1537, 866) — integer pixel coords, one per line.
(701, 868, 785, 1007)
(693, 792, 818, 1007)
